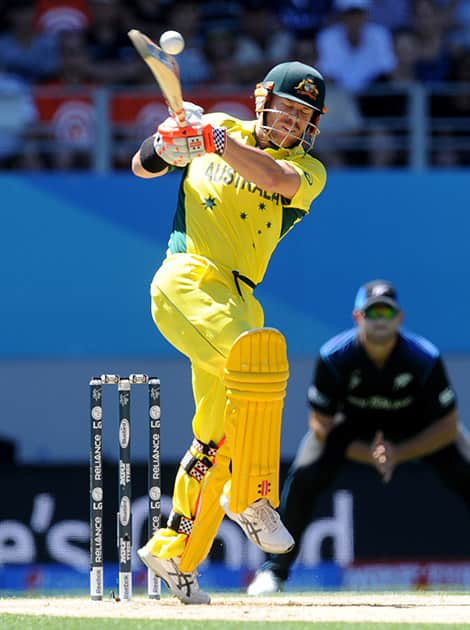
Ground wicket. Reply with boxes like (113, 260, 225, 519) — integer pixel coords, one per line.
(89, 373, 161, 601)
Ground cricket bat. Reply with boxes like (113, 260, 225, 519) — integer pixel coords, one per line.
(128, 29, 187, 127)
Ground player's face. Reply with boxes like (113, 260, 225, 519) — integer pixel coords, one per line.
(355, 304, 403, 344)
(261, 95, 317, 149)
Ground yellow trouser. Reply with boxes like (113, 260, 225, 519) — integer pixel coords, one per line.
(146, 253, 264, 560)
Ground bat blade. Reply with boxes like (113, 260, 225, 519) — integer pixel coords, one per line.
(128, 29, 186, 126)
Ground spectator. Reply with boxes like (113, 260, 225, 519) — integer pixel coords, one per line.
(163, 0, 211, 88)
(388, 27, 421, 82)
(448, 0, 470, 50)
(247, 279, 470, 595)
(201, 0, 242, 33)
(0, 1, 59, 83)
(49, 29, 94, 85)
(316, 0, 396, 93)
(431, 48, 470, 165)
(412, 0, 452, 82)
(230, 0, 293, 85)
(41, 29, 95, 171)
(367, 124, 400, 167)
(287, 30, 319, 66)
(126, 0, 173, 34)
(358, 27, 421, 167)
(0, 68, 42, 169)
(273, 0, 333, 36)
(314, 80, 364, 167)
(367, 0, 412, 30)
(202, 26, 243, 90)
(295, 31, 364, 168)
(85, 0, 138, 85)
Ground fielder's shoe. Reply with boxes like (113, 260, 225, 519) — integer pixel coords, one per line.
(220, 494, 294, 554)
(137, 546, 210, 605)
(247, 569, 284, 596)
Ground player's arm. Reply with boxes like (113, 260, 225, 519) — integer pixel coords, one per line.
(346, 440, 377, 465)
(132, 135, 169, 179)
(132, 102, 205, 178)
(309, 409, 335, 443)
(221, 137, 301, 199)
(394, 409, 458, 464)
(307, 356, 342, 442)
(374, 357, 458, 482)
(348, 410, 458, 472)
(395, 356, 458, 463)
(369, 411, 458, 484)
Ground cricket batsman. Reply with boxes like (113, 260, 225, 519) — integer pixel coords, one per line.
(131, 61, 328, 604)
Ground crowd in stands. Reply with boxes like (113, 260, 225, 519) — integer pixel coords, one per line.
(0, 0, 469, 170)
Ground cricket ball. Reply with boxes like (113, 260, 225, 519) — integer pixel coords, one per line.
(159, 30, 185, 55)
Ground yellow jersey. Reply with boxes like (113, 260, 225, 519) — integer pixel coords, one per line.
(167, 113, 326, 285)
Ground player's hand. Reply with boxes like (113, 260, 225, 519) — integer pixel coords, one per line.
(371, 431, 395, 483)
(155, 117, 227, 166)
(181, 101, 204, 125)
(168, 101, 204, 126)
(154, 115, 206, 166)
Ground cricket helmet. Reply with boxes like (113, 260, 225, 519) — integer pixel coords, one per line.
(255, 61, 327, 150)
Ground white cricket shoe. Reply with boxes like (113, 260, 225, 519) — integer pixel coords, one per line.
(220, 495, 294, 554)
(137, 546, 210, 605)
(247, 569, 284, 595)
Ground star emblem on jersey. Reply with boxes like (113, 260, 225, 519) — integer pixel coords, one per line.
(203, 196, 217, 209)
(266, 222, 272, 228)
(259, 203, 266, 212)
(240, 212, 248, 220)
(294, 78, 319, 102)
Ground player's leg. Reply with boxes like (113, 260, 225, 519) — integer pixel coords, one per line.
(248, 421, 355, 594)
(139, 257, 231, 602)
(138, 367, 228, 601)
(219, 327, 294, 554)
(141, 255, 267, 588)
(182, 327, 295, 569)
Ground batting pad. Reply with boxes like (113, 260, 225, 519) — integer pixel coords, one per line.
(224, 328, 289, 514)
(179, 441, 231, 572)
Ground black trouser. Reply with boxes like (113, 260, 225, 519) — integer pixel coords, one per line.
(263, 423, 470, 582)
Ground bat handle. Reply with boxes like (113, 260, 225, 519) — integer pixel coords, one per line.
(173, 107, 187, 127)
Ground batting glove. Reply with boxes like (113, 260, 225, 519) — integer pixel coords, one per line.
(181, 101, 204, 125)
(154, 116, 206, 167)
(180, 102, 227, 156)
(201, 124, 227, 156)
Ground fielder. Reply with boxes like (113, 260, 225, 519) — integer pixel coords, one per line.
(131, 61, 328, 604)
(248, 279, 470, 595)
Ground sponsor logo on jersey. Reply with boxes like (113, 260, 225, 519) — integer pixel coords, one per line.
(347, 395, 413, 410)
(439, 387, 455, 406)
(348, 370, 362, 390)
(393, 373, 413, 390)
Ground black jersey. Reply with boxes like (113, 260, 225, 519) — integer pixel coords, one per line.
(307, 328, 457, 441)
